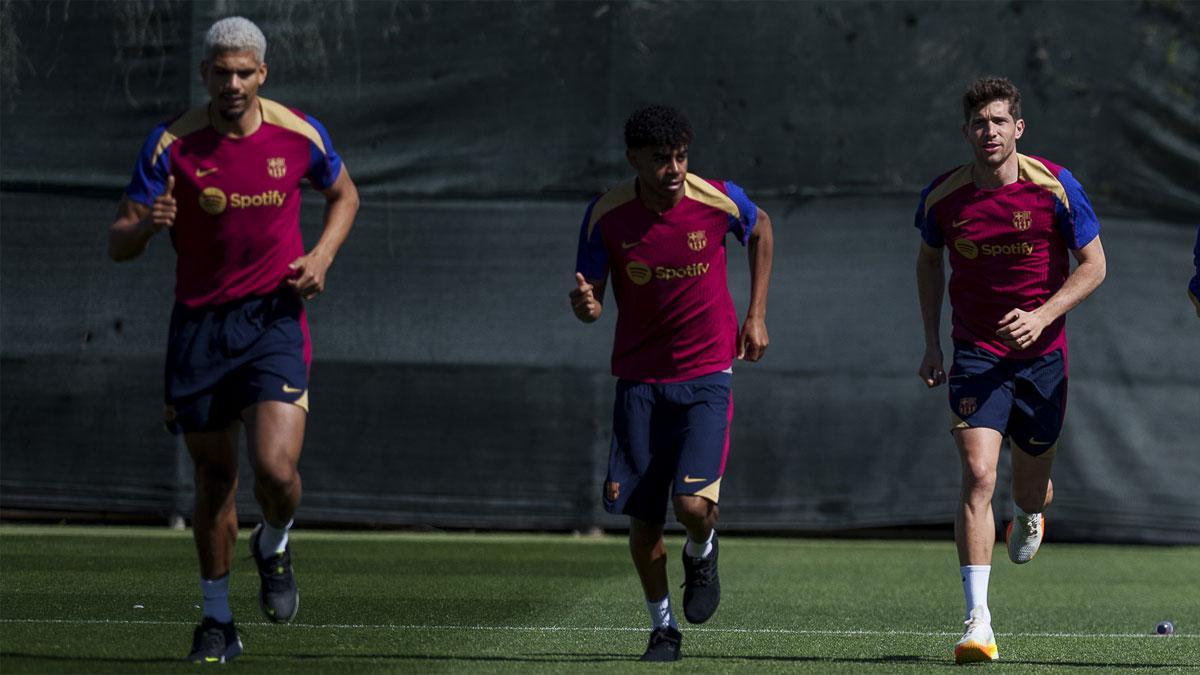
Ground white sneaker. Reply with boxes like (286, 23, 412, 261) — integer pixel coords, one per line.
(1006, 511, 1045, 564)
(954, 607, 998, 664)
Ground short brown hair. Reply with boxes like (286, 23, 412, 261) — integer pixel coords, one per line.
(962, 77, 1022, 122)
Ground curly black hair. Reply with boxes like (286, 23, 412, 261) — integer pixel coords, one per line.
(624, 105, 693, 150)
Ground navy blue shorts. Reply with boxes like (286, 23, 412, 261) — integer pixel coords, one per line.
(164, 290, 310, 434)
(604, 371, 733, 523)
(948, 341, 1067, 457)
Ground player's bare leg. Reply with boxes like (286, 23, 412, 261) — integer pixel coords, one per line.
(1007, 447, 1053, 564)
(954, 428, 1002, 566)
(187, 426, 242, 581)
(674, 494, 717, 542)
(1011, 447, 1053, 515)
(629, 517, 680, 660)
(629, 517, 669, 602)
(674, 494, 721, 624)
(243, 400, 305, 623)
(953, 427, 1002, 663)
(244, 400, 305, 525)
(185, 425, 245, 662)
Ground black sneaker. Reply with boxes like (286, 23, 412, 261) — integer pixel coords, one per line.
(187, 617, 243, 664)
(250, 523, 299, 623)
(640, 625, 682, 661)
(680, 531, 720, 624)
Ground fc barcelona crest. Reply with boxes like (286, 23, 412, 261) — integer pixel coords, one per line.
(687, 230, 707, 251)
(1012, 210, 1032, 231)
(605, 481, 621, 503)
(267, 157, 287, 179)
(958, 397, 978, 417)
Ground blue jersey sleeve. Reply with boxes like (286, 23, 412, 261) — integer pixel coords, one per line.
(1054, 168, 1100, 249)
(575, 197, 609, 281)
(304, 113, 344, 190)
(1190, 225, 1200, 316)
(723, 180, 758, 246)
(124, 124, 172, 206)
(914, 180, 943, 248)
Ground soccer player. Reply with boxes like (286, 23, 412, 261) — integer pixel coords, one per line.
(914, 77, 1105, 664)
(570, 105, 773, 662)
(108, 17, 359, 663)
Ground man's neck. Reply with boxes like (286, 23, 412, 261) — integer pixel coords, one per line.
(972, 153, 1020, 189)
(636, 177, 686, 215)
(210, 99, 263, 138)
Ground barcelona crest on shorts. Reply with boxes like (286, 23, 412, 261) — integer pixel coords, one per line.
(687, 230, 707, 251)
(958, 397, 978, 417)
(605, 481, 620, 503)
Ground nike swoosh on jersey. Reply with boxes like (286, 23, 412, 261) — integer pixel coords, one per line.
(951, 219, 971, 228)
(196, 167, 219, 177)
(621, 241, 640, 250)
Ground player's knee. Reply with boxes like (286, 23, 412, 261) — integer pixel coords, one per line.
(962, 460, 997, 494)
(255, 464, 300, 496)
(628, 520, 664, 551)
(193, 467, 237, 505)
(672, 494, 713, 524)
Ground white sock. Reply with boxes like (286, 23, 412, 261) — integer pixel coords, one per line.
(200, 575, 233, 623)
(645, 594, 679, 630)
(257, 518, 293, 557)
(960, 565, 991, 621)
(685, 529, 714, 559)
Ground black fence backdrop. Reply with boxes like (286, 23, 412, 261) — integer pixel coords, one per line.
(2, 1, 1198, 543)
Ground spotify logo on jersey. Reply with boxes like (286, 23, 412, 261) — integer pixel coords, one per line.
(954, 238, 979, 260)
(626, 261, 652, 285)
(199, 187, 227, 215)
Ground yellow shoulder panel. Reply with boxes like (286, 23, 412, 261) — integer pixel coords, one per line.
(151, 106, 209, 167)
(683, 174, 740, 219)
(260, 98, 328, 155)
(586, 180, 637, 239)
(924, 164, 973, 216)
(1018, 154, 1069, 209)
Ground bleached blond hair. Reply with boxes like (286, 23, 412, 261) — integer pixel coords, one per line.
(203, 16, 266, 63)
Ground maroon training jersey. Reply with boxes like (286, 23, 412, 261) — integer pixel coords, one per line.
(576, 174, 758, 382)
(915, 154, 1100, 357)
(125, 98, 343, 308)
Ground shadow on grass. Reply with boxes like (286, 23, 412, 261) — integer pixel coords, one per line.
(567, 653, 943, 665)
(6, 652, 1194, 669)
(676, 654, 1197, 670)
(292, 653, 633, 663)
(1, 654, 181, 665)
(439, 653, 1197, 669)
(989, 662, 1196, 670)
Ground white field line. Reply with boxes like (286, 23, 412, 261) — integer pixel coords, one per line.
(0, 618, 1193, 640)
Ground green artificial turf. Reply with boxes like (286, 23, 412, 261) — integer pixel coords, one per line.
(0, 526, 1196, 672)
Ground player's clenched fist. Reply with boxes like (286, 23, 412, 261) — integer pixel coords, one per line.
(570, 272, 602, 323)
(917, 346, 946, 388)
(146, 175, 177, 232)
(738, 316, 769, 362)
(287, 250, 333, 301)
